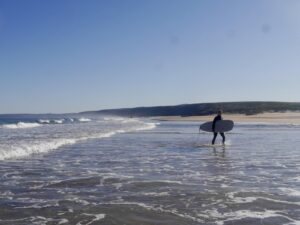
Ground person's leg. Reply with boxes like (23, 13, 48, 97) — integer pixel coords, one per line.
(212, 132, 218, 145)
(220, 132, 225, 144)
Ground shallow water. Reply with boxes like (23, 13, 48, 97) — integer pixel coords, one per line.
(0, 118, 299, 224)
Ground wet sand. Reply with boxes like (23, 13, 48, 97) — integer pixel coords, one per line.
(152, 112, 300, 124)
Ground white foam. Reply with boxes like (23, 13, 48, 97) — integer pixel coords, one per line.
(279, 188, 300, 196)
(38, 119, 51, 124)
(53, 119, 64, 124)
(112, 183, 123, 189)
(135, 122, 157, 131)
(0, 118, 157, 160)
(2, 122, 41, 129)
(227, 191, 300, 206)
(130, 180, 182, 185)
(0, 138, 77, 160)
(231, 196, 257, 204)
(201, 204, 300, 225)
(68, 197, 89, 206)
(82, 213, 106, 225)
(0, 129, 126, 160)
(222, 210, 296, 224)
(143, 192, 170, 197)
(78, 117, 91, 122)
(58, 219, 69, 224)
(103, 117, 124, 121)
(103, 117, 158, 132)
(259, 197, 300, 206)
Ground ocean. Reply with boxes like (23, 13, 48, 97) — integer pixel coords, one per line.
(0, 115, 299, 225)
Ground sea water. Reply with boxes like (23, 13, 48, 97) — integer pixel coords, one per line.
(0, 115, 299, 225)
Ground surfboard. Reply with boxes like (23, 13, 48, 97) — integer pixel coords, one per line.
(200, 120, 234, 133)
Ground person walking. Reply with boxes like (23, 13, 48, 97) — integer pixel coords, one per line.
(212, 110, 225, 145)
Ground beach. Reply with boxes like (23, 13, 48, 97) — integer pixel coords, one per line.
(152, 112, 300, 124)
(2, 0, 300, 224)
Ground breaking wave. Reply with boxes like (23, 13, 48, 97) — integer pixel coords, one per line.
(78, 118, 91, 122)
(1, 122, 41, 129)
(0, 118, 157, 160)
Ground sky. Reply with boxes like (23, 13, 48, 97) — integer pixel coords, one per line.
(0, 0, 300, 113)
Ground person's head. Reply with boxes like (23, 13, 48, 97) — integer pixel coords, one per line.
(217, 110, 223, 116)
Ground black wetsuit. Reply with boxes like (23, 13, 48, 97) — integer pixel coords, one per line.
(212, 115, 225, 145)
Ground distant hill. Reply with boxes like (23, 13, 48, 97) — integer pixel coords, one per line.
(81, 101, 300, 117)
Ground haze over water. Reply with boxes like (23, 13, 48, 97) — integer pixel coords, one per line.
(0, 115, 299, 224)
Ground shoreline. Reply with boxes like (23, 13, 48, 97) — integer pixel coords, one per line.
(151, 112, 300, 124)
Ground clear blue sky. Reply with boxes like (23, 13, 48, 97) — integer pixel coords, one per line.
(0, 0, 299, 113)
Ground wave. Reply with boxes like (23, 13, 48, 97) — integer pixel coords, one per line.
(135, 122, 158, 131)
(0, 138, 76, 160)
(0, 119, 157, 160)
(53, 119, 64, 124)
(38, 119, 65, 124)
(38, 119, 51, 124)
(37, 119, 66, 124)
(121, 118, 139, 123)
(103, 117, 126, 121)
(78, 117, 91, 122)
(1, 122, 41, 129)
(0, 133, 117, 160)
(38, 118, 91, 124)
(0, 131, 124, 160)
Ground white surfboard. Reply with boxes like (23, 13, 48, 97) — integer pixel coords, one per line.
(200, 120, 234, 133)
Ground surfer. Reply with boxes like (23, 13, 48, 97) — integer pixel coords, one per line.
(212, 110, 225, 145)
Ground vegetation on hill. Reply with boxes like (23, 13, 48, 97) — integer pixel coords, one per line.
(82, 102, 300, 117)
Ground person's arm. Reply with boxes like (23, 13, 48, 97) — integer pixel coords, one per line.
(212, 117, 217, 132)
